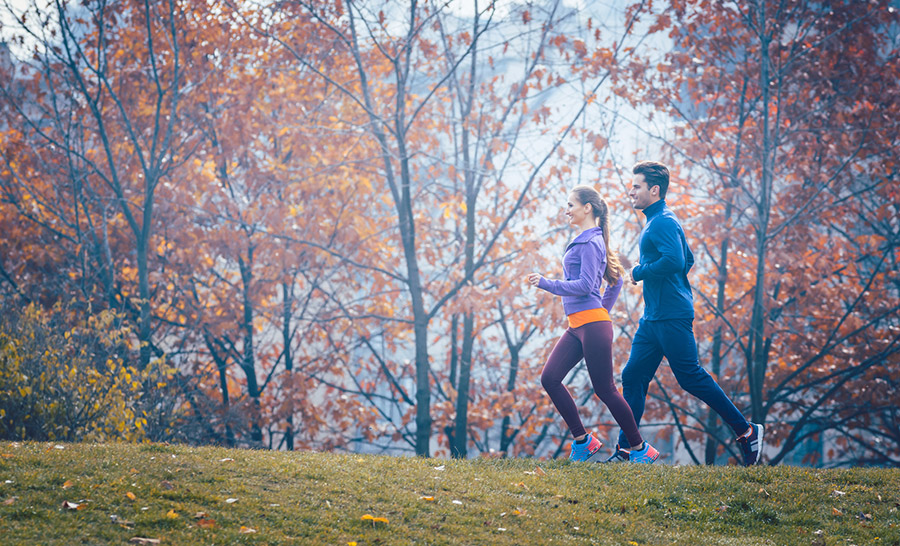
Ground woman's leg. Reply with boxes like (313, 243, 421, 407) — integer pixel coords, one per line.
(577, 321, 643, 448)
(541, 329, 587, 439)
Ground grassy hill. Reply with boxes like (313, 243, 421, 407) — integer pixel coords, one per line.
(0, 442, 898, 545)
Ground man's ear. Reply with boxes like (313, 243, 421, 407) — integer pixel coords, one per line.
(650, 185, 659, 197)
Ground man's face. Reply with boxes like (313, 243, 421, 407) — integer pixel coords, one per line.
(628, 173, 659, 210)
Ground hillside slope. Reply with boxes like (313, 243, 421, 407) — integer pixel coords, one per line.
(0, 442, 898, 545)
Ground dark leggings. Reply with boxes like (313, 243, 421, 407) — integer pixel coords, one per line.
(541, 320, 643, 448)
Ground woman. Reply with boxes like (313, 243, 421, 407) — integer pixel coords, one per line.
(528, 185, 658, 463)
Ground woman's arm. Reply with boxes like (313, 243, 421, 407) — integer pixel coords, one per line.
(536, 241, 602, 297)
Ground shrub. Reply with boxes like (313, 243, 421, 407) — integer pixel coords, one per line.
(0, 301, 169, 441)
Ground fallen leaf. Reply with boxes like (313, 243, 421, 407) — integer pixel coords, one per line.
(497, 528, 507, 531)
(110, 515, 135, 527)
(758, 487, 769, 497)
(219, 458, 234, 462)
(196, 518, 216, 529)
(62, 480, 74, 489)
(166, 509, 179, 519)
(433, 465, 445, 471)
(126, 492, 137, 501)
(535, 466, 546, 476)
(857, 512, 873, 521)
(348, 543, 358, 546)
(716, 504, 730, 513)
(831, 490, 847, 497)
(361, 514, 388, 526)
(62, 501, 80, 510)
(239, 526, 257, 534)
(420, 496, 435, 501)
(452, 500, 463, 505)
(129, 538, 161, 545)
(2, 497, 17, 505)
(225, 498, 238, 504)
(0, 454, 13, 459)
(193, 512, 209, 519)
(832, 507, 844, 516)
(514, 482, 528, 490)
(159, 481, 174, 491)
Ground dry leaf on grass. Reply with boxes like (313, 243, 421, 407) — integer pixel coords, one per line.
(239, 526, 257, 534)
(129, 538, 161, 545)
(2, 496, 17, 505)
(225, 498, 238, 504)
(126, 492, 137, 501)
(160, 480, 175, 490)
(832, 507, 843, 516)
(361, 514, 389, 525)
(62, 501, 81, 510)
(419, 496, 435, 501)
(62, 480, 74, 489)
(166, 509, 179, 519)
(110, 515, 135, 527)
(196, 518, 216, 529)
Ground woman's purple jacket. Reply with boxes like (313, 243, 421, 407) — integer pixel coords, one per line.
(537, 226, 623, 316)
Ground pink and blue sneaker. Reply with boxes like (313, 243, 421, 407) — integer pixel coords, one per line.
(568, 433, 604, 463)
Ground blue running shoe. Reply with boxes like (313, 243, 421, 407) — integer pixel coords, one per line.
(629, 442, 660, 464)
(737, 423, 764, 466)
(569, 433, 604, 463)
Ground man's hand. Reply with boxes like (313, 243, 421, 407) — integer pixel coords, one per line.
(527, 273, 542, 287)
(625, 266, 639, 285)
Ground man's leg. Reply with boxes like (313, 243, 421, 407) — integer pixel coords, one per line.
(616, 321, 664, 448)
(658, 318, 750, 436)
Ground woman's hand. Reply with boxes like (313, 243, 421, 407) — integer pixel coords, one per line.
(527, 273, 542, 287)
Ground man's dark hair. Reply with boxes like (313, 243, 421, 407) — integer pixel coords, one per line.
(633, 161, 670, 199)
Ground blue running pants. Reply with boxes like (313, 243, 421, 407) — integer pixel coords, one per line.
(616, 318, 749, 448)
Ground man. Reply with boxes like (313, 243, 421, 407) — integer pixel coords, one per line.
(609, 161, 763, 466)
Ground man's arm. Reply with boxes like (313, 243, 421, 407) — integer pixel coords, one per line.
(632, 218, 686, 281)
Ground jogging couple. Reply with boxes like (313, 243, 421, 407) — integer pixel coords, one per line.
(528, 161, 764, 466)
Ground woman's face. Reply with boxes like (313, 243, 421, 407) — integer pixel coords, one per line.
(566, 193, 592, 227)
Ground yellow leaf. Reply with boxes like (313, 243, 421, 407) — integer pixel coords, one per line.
(420, 496, 434, 501)
(166, 509, 179, 519)
(361, 514, 374, 521)
(372, 517, 389, 524)
(239, 526, 257, 534)
(62, 480, 74, 489)
(126, 491, 136, 501)
(832, 507, 843, 516)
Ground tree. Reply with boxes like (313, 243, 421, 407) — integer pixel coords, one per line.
(612, 0, 900, 465)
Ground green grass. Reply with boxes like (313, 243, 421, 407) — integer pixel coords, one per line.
(0, 442, 898, 545)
